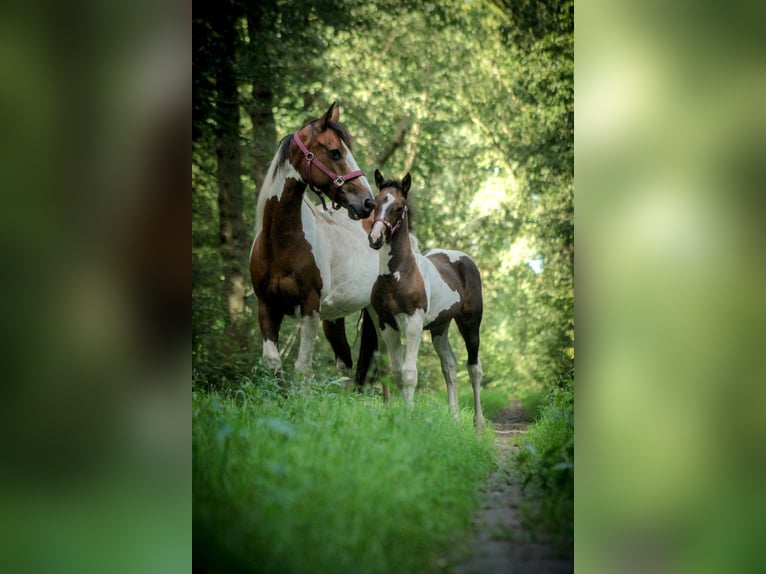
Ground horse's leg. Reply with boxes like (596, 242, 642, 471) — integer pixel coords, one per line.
(379, 325, 403, 402)
(400, 312, 424, 407)
(258, 299, 284, 372)
(295, 311, 320, 378)
(457, 317, 485, 432)
(432, 329, 460, 421)
(322, 317, 353, 385)
(355, 307, 380, 392)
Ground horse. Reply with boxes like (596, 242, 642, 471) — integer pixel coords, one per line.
(367, 169, 486, 430)
(249, 102, 380, 388)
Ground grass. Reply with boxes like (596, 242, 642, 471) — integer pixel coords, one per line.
(193, 370, 496, 574)
(457, 385, 511, 420)
(512, 377, 574, 552)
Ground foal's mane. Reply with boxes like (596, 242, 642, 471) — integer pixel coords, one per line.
(377, 177, 405, 193)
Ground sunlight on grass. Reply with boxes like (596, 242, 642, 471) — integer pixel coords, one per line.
(193, 374, 496, 574)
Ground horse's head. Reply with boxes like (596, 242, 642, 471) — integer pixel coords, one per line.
(368, 169, 411, 250)
(291, 102, 374, 220)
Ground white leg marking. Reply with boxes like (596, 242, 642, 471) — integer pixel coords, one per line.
(400, 312, 424, 407)
(433, 332, 459, 419)
(336, 357, 353, 390)
(294, 312, 320, 377)
(262, 339, 282, 371)
(468, 359, 485, 432)
(380, 326, 403, 395)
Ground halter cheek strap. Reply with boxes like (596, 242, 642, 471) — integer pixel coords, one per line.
(374, 204, 408, 236)
(293, 130, 365, 211)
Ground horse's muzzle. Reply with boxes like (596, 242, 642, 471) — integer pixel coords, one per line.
(348, 197, 374, 220)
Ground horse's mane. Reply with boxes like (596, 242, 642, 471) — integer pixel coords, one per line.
(254, 120, 354, 238)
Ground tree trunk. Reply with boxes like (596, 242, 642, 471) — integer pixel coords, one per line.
(213, 12, 248, 346)
(247, 90, 277, 189)
(245, 7, 278, 189)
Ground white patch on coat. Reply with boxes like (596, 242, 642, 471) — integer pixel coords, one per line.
(368, 192, 395, 246)
(426, 248, 465, 263)
(301, 192, 379, 320)
(417, 252, 460, 327)
(254, 156, 303, 240)
(342, 142, 373, 200)
(376, 242, 394, 278)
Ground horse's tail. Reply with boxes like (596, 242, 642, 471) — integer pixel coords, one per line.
(355, 307, 378, 388)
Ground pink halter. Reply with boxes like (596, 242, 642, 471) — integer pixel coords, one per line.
(293, 129, 364, 210)
(375, 203, 408, 236)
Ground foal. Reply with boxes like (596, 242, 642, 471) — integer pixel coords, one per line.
(367, 170, 485, 430)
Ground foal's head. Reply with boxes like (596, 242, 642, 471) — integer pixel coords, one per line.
(291, 102, 374, 219)
(368, 169, 412, 250)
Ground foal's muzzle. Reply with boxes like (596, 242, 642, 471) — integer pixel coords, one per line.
(368, 234, 383, 250)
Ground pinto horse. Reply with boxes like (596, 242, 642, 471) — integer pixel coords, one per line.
(367, 170, 486, 430)
(250, 103, 379, 384)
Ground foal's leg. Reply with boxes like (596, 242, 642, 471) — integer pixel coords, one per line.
(457, 317, 485, 432)
(468, 359, 485, 432)
(295, 311, 320, 377)
(400, 312, 425, 407)
(258, 299, 284, 372)
(432, 329, 460, 420)
(379, 325, 404, 401)
(322, 318, 353, 384)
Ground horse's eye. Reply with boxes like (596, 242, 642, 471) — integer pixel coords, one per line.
(329, 149, 342, 160)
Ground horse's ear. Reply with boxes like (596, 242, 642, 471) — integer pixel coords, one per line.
(374, 169, 384, 189)
(320, 102, 339, 130)
(401, 172, 412, 197)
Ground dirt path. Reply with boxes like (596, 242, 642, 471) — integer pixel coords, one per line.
(448, 399, 573, 573)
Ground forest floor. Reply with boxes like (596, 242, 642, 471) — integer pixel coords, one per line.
(447, 399, 574, 573)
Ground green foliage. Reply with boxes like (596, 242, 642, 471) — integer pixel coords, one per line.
(512, 372, 574, 547)
(193, 373, 495, 574)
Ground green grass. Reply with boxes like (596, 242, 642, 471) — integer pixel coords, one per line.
(457, 385, 511, 420)
(512, 378, 574, 551)
(193, 372, 496, 574)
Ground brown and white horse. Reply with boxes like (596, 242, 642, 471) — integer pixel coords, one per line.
(367, 170, 486, 430)
(250, 103, 379, 383)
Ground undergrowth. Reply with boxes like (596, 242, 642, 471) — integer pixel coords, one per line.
(193, 368, 496, 574)
(513, 372, 574, 552)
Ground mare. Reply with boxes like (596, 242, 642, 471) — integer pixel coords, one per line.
(367, 169, 485, 430)
(249, 103, 380, 387)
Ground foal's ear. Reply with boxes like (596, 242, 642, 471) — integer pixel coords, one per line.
(374, 169, 384, 189)
(320, 102, 340, 130)
(401, 172, 412, 197)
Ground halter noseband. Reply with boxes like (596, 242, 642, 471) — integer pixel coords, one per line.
(375, 203, 408, 237)
(293, 129, 365, 211)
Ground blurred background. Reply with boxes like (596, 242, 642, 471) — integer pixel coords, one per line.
(0, 0, 189, 571)
(1, 0, 763, 570)
(578, 0, 766, 572)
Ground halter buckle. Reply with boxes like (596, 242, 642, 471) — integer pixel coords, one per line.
(333, 176, 345, 187)
(305, 152, 314, 160)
